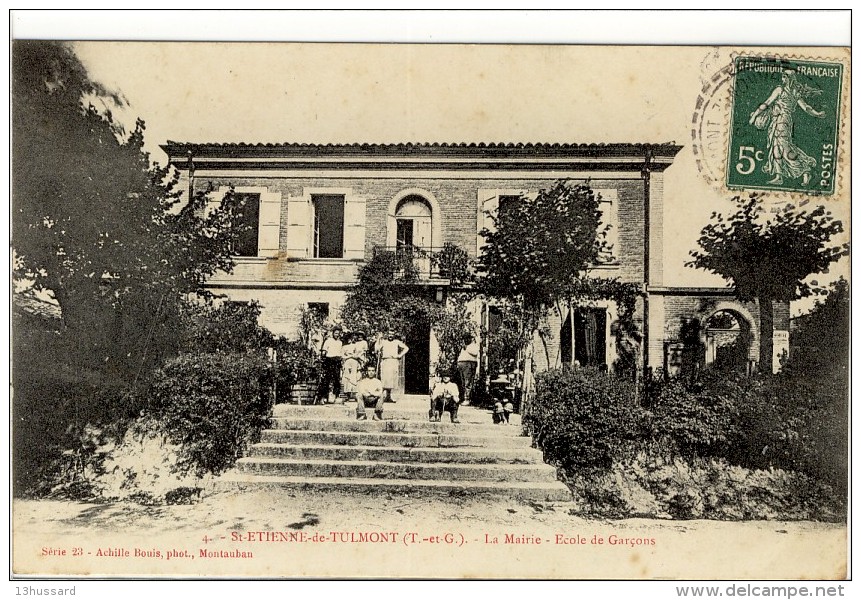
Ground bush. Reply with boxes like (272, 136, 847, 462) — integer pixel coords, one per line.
(147, 352, 274, 477)
(648, 373, 742, 459)
(12, 372, 143, 498)
(525, 367, 644, 472)
(646, 371, 847, 499)
(182, 299, 274, 354)
(273, 337, 320, 403)
(565, 450, 844, 521)
(530, 367, 846, 521)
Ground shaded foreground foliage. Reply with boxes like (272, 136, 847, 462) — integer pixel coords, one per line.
(11, 41, 266, 498)
(526, 365, 847, 520)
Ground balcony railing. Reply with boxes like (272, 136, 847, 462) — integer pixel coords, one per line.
(372, 245, 453, 281)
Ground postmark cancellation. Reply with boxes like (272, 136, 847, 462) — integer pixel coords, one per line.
(693, 52, 848, 199)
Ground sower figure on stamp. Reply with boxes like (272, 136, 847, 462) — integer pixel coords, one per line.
(376, 330, 409, 404)
(355, 364, 385, 421)
(429, 371, 461, 423)
(318, 325, 344, 404)
(749, 68, 826, 186)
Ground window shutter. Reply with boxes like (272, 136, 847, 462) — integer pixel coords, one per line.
(342, 195, 367, 260)
(257, 191, 282, 257)
(596, 188, 619, 262)
(286, 196, 312, 259)
(476, 189, 499, 254)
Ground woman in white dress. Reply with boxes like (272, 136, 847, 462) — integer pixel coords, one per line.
(341, 331, 368, 400)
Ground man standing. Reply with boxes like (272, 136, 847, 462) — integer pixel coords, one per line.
(456, 335, 480, 405)
(355, 364, 385, 421)
(318, 325, 344, 404)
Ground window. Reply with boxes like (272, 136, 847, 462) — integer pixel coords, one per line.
(234, 193, 261, 257)
(312, 195, 345, 258)
(477, 189, 527, 255)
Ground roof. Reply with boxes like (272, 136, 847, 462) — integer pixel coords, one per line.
(161, 141, 684, 173)
(163, 141, 682, 157)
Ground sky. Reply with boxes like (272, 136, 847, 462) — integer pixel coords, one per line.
(11, 10, 853, 314)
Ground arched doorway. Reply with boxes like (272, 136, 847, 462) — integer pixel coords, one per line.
(703, 309, 754, 375)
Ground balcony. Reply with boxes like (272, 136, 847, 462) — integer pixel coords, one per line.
(371, 245, 470, 284)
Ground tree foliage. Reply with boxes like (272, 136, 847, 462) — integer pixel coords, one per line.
(687, 194, 848, 373)
(785, 278, 850, 379)
(340, 249, 475, 373)
(688, 195, 847, 303)
(476, 180, 608, 308)
(475, 180, 611, 401)
(12, 41, 247, 384)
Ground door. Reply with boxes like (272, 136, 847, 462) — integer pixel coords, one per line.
(574, 308, 607, 368)
(404, 324, 431, 395)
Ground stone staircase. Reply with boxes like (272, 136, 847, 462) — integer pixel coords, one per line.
(214, 395, 572, 501)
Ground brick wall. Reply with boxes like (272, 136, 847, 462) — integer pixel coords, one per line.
(194, 175, 648, 284)
(652, 294, 794, 368)
(207, 286, 348, 339)
(190, 172, 654, 364)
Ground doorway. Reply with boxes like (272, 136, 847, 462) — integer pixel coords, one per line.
(574, 307, 607, 368)
(403, 324, 431, 395)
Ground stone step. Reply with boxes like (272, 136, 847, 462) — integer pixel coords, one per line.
(247, 443, 544, 464)
(273, 403, 520, 426)
(235, 457, 558, 483)
(212, 473, 573, 502)
(260, 429, 535, 449)
(269, 417, 525, 436)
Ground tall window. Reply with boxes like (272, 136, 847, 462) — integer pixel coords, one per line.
(234, 193, 261, 257)
(313, 195, 345, 258)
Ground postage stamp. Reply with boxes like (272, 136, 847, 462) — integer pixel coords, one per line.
(726, 56, 843, 195)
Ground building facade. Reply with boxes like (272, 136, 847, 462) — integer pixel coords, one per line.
(162, 142, 786, 390)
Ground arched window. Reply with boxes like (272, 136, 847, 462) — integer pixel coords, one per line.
(394, 195, 433, 250)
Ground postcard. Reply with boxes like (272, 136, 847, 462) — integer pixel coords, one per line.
(10, 14, 850, 584)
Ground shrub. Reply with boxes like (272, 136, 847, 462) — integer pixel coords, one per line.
(648, 373, 742, 459)
(12, 370, 143, 498)
(532, 366, 846, 521)
(182, 299, 274, 354)
(274, 337, 319, 384)
(566, 449, 844, 521)
(525, 367, 644, 472)
(147, 351, 274, 477)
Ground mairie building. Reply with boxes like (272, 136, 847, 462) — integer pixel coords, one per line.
(161, 141, 788, 393)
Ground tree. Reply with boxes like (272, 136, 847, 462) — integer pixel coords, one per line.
(340, 249, 476, 375)
(12, 41, 247, 384)
(476, 180, 608, 402)
(785, 277, 850, 378)
(688, 195, 848, 374)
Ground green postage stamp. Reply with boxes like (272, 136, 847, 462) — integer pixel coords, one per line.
(727, 56, 843, 195)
